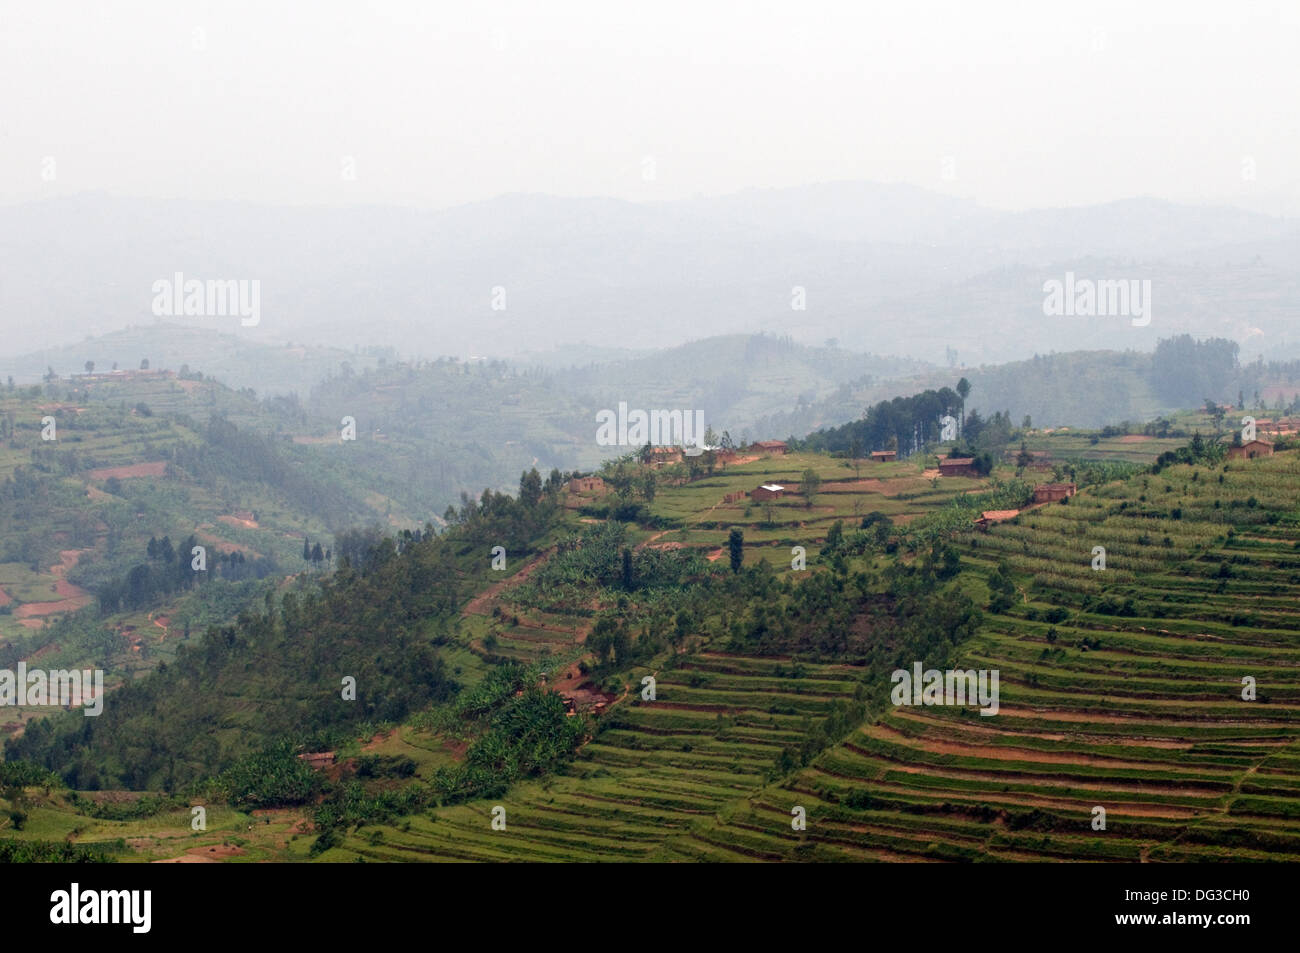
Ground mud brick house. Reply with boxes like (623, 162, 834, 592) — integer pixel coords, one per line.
(938, 456, 979, 477)
(567, 476, 607, 494)
(649, 446, 684, 464)
(750, 483, 788, 501)
(1229, 439, 1274, 460)
(869, 450, 897, 461)
(1032, 482, 1077, 503)
(975, 509, 1020, 531)
(752, 440, 790, 455)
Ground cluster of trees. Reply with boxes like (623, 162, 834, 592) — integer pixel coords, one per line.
(770, 696, 870, 779)
(799, 378, 1018, 463)
(10, 514, 471, 788)
(9, 466, 590, 793)
(441, 467, 562, 554)
(301, 537, 330, 566)
(603, 457, 659, 504)
(0, 759, 60, 789)
(332, 525, 392, 572)
(309, 779, 430, 855)
(428, 669, 587, 804)
(707, 536, 978, 664)
(817, 513, 898, 569)
(800, 385, 965, 458)
(1151, 336, 1240, 408)
(586, 612, 673, 670)
(97, 535, 277, 614)
(958, 408, 1016, 457)
(1152, 431, 1228, 472)
(516, 522, 708, 612)
(0, 465, 48, 503)
(219, 740, 324, 809)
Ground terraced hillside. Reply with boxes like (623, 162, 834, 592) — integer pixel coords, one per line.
(709, 450, 1300, 861)
(321, 449, 1300, 862)
(0, 385, 392, 737)
(9, 438, 1298, 863)
(342, 654, 865, 862)
(632, 450, 990, 561)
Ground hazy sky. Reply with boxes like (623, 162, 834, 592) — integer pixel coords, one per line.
(2, 0, 1297, 211)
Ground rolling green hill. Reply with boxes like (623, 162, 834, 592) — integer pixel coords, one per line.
(0, 381, 405, 740)
(5, 388, 1300, 864)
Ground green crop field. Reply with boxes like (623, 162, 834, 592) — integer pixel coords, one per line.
(701, 452, 1300, 862)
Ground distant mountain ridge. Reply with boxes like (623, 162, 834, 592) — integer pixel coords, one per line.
(2, 184, 1295, 365)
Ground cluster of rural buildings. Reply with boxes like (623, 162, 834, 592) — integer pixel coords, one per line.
(974, 482, 1077, 530)
(566, 439, 795, 499)
(570, 433, 1283, 515)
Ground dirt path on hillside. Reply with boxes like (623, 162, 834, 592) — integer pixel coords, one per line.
(464, 547, 554, 616)
(14, 550, 92, 619)
(635, 528, 689, 552)
(218, 514, 259, 530)
(636, 530, 670, 550)
(691, 492, 737, 525)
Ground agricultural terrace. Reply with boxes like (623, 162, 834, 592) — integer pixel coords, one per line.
(305, 450, 972, 861)
(0, 390, 345, 726)
(712, 449, 1300, 861)
(634, 450, 993, 565)
(323, 448, 1300, 862)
